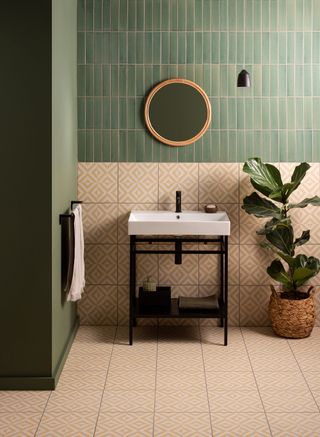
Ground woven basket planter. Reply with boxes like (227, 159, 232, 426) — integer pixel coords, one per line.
(269, 286, 316, 339)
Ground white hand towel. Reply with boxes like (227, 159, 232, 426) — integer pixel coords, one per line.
(67, 204, 85, 302)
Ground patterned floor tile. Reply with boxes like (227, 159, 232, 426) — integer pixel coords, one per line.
(155, 388, 209, 412)
(78, 163, 118, 203)
(45, 390, 102, 413)
(119, 163, 158, 203)
(56, 370, 107, 391)
(159, 163, 199, 204)
(254, 371, 309, 391)
(267, 412, 320, 437)
(211, 413, 271, 436)
(205, 371, 257, 391)
(63, 353, 111, 372)
(259, 388, 318, 413)
(36, 412, 98, 437)
(248, 352, 300, 372)
(154, 413, 212, 437)
(0, 391, 50, 413)
(156, 371, 206, 391)
(0, 413, 41, 437)
(304, 372, 320, 392)
(199, 163, 239, 204)
(100, 389, 155, 413)
(157, 354, 204, 372)
(105, 370, 156, 391)
(95, 413, 154, 437)
(85, 244, 117, 284)
(75, 325, 116, 343)
(203, 350, 252, 372)
(208, 389, 264, 412)
(82, 203, 118, 244)
(158, 326, 200, 342)
(78, 285, 117, 325)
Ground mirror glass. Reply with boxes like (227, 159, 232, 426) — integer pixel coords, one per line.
(145, 79, 211, 147)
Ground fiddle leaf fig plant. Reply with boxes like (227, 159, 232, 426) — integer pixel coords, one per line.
(242, 158, 320, 298)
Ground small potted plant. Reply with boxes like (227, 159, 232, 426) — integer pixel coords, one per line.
(242, 158, 320, 338)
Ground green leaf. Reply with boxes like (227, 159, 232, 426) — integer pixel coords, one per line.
(243, 158, 283, 197)
(293, 268, 317, 287)
(242, 192, 281, 218)
(267, 260, 292, 289)
(266, 223, 294, 255)
(294, 230, 310, 247)
(281, 162, 310, 201)
(257, 217, 291, 235)
(288, 196, 320, 210)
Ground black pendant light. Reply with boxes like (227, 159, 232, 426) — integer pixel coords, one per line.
(237, 0, 251, 88)
(237, 69, 251, 87)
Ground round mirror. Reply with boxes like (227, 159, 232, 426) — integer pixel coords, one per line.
(145, 79, 211, 147)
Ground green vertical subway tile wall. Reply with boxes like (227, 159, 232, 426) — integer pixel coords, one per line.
(78, 0, 320, 162)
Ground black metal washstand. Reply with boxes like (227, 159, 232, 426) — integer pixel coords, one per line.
(129, 234, 229, 346)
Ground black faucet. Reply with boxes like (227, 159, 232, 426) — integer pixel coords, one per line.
(176, 191, 182, 213)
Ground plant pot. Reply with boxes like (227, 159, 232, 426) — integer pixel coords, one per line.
(268, 286, 316, 339)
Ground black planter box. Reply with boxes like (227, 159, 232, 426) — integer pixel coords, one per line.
(138, 286, 171, 309)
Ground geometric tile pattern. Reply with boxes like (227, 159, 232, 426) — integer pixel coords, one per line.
(5, 326, 320, 436)
(78, 162, 320, 327)
(159, 163, 198, 204)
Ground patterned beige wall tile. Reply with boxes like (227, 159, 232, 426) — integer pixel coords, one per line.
(267, 412, 320, 437)
(199, 203, 239, 244)
(154, 413, 212, 437)
(199, 245, 239, 285)
(240, 245, 275, 285)
(0, 413, 41, 437)
(78, 285, 117, 325)
(95, 413, 154, 437)
(239, 206, 266, 245)
(82, 203, 118, 244)
(78, 163, 118, 203)
(36, 412, 98, 437)
(117, 286, 129, 326)
(159, 163, 198, 204)
(171, 285, 199, 298)
(158, 318, 199, 326)
(159, 251, 198, 285)
(119, 163, 158, 203)
(211, 413, 270, 436)
(85, 244, 117, 284)
(137, 250, 159, 285)
(118, 244, 129, 285)
(240, 286, 271, 326)
(291, 206, 320, 245)
(279, 162, 320, 203)
(118, 203, 158, 244)
(199, 163, 239, 204)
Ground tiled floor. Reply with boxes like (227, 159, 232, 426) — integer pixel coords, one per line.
(1, 326, 320, 436)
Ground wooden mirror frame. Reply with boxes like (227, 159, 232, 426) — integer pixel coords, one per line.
(144, 78, 212, 147)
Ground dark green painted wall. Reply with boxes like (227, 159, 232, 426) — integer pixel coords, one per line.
(78, 0, 320, 162)
(0, 0, 77, 387)
(52, 0, 78, 375)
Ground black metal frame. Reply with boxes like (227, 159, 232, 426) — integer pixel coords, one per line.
(129, 235, 228, 346)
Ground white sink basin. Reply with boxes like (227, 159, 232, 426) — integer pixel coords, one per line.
(128, 211, 230, 236)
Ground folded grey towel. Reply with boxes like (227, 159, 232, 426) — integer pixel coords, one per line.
(178, 295, 219, 310)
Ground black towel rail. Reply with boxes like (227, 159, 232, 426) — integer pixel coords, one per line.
(59, 200, 83, 224)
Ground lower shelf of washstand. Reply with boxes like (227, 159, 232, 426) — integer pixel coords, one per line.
(135, 298, 226, 318)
